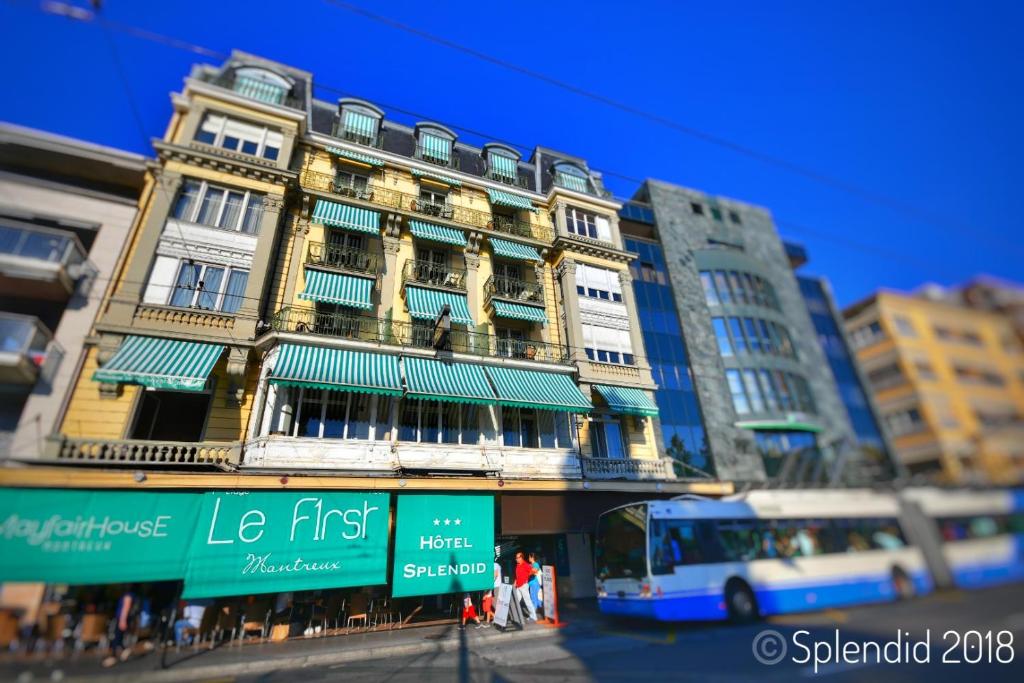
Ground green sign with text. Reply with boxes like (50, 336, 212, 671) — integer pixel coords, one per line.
(183, 491, 390, 598)
(0, 488, 202, 584)
(391, 494, 494, 598)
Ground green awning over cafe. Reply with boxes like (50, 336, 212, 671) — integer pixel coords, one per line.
(411, 168, 462, 188)
(405, 286, 474, 325)
(299, 268, 374, 309)
(269, 343, 402, 395)
(489, 238, 540, 261)
(491, 300, 547, 323)
(408, 220, 467, 246)
(594, 384, 660, 417)
(327, 146, 384, 168)
(484, 366, 592, 412)
(486, 188, 537, 213)
(92, 336, 223, 392)
(0, 489, 203, 585)
(311, 199, 380, 234)
(403, 357, 495, 405)
(735, 419, 823, 433)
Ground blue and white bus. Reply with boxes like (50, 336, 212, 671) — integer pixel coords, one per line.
(594, 490, 933, 622)
(903, 487, 1024, 589)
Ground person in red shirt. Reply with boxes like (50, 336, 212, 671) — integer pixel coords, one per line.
(514, 551, 538, 621)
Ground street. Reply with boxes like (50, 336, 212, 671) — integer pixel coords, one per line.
(233, 585, 1024, 682)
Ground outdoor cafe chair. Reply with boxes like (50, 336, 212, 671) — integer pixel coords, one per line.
(72, 613, 108, 654)
(344, 594, 369, 632)
(238, 600, 272, 645)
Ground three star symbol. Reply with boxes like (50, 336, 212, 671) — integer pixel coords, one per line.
(432, 518, 463, 526)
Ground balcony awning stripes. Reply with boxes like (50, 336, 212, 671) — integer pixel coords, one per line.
(310, 199, 380, 234)
(555, 171, 590, 193)
(403, 357, 496, 405)
(269, 344, 402, 396)
(343, 110, 377, 139)
(326, 146, 384, 168)
(405, 286, 474, 325)
(491, 300, 547, 323)
(92, 336, 223, 392)
(486, 188, 538, 213)
(410, 168, 462, 188)
(489, 238, 540, 261)
(233, 76, 286, 105)
(408, 220, 467, 246)
(593, 384, 660, 417)
(484, 366, 592, 412)
(420, 133, 451, 163)
(298, 268, 373, 309)
(489, 153, 518, 180)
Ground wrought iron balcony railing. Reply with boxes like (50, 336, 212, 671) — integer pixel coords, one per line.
(484, 274, 544, 306)
(402, 259, 466, 291)
(270, 307, 570, 363)
(415, 144, 460, 170)
(306, 241, 378, 274)
(299, 169, 554, 242)
(332, 125, 385, 149)
(486, 171, 531, 189)
(333, 178, 374, 201)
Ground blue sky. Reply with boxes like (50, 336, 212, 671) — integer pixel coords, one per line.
(2, 0, 1021, 306)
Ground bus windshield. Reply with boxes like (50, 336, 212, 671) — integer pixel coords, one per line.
(595, 504, 648, 580)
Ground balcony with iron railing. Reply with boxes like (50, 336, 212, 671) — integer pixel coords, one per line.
(484, 274, 544, 308)
(0, 313, 63, 386)
(332, 177, 375, 202)
(201, 72, 304, 110)
(486, 171, 531, 189)
(306, 241, 378, 276)
(331, 124, 385, 149)
(402, 259, 466, 291)
(270, 307, 570, 363)
(299, 168, 554, 242)
(415, 144, 460, 170)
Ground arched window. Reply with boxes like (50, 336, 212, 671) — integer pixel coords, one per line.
(232, 67, 291, 105)
(554, 163, 590, 193)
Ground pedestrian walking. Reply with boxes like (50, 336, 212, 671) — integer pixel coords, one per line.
(514, 551, 538, 621)
(459, 594, 483, 629)
(103, 585, 136, 668)
(528, 552, 542, 611)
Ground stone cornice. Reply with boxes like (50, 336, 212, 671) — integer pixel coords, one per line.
(155, 141, 298, 187)
(553, 235, 637, 263)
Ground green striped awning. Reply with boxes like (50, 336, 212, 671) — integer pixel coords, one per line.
(594, 385, 660, 417)
(327, 146, 384, 167)
(490, 238, 540, 261)
(343, 110, 377, 139)
(299, 268, 373, 309)
(310, 199, 380, 234)
(487, 188, 537, 213)
(555, 170, 590, 193)
(403, 357, 495, 405)
(411, 168, 462, 188)
(485, 366, 592, 412)
(233, 76, 286, 105)
(489, 153, 518, 180)
(92, 336, 223, 392)
(420, 133, 451, 163)
(405, 286, 474, 325)
(269, 344, 402, 396)
(408, 220, 467, 246)
(492, 300, 547, 323)
(735, 420, 823, 433)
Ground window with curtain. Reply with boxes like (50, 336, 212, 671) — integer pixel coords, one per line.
(419, 132, 451, 164)
(590, 418, 626, 458)
(554, 165, 590, 193)
(582, 323, 635, 365)
(341, 109, 378, 144)
(194, 113, 283, 160)
(575, 264, 624, 302)
(172, 179, 265, 234)
(501, 408, 573, 449)
(397, 399, 480, 445)
(283, 388, 377, 439)
(167, 260, 248, 312)
(489, 152, 518, 181)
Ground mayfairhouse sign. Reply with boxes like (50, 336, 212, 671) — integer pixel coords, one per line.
(0, 488, 202, 584)
(391, 494, 494, 598)
(183, 491, 390, 598)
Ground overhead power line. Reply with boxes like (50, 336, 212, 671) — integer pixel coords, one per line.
(29, 0, 992, 278)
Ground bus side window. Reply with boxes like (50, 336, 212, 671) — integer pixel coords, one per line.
(697, 520, 727, 564)
(717, 519, 757, 562)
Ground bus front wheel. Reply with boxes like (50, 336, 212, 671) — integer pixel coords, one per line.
(725, 580, 759, 623)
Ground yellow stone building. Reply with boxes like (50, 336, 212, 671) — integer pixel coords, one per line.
(844, 289, 1024, 484)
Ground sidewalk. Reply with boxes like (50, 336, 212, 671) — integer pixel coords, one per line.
(2, 602, 603, 683)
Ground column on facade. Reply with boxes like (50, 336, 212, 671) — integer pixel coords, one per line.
(379, 212, 402, 318)
(464, 232, 482, 331)
(556, 258, 587, 363)
(237, 193, 286, 337)
(102, 170, 184, 328)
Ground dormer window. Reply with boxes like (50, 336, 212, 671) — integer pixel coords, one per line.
(231, 67, 291, 106)
(339, 111, 379, 148)
(415, 124, 457, 169)
(489, 152, 518, 183)
(554, 164, 590, 193)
